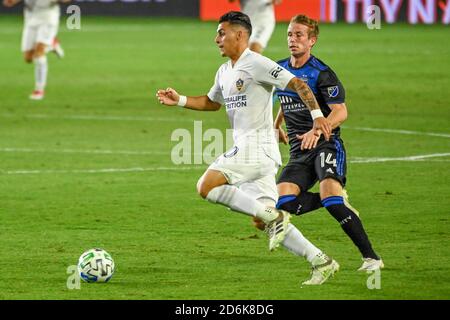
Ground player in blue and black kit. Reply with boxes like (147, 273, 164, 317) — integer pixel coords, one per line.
(271, 15, 383, 271)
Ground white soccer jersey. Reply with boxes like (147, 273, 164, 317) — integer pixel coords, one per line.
(24, 0, 60, 26)
(207, 48, 295, 166)
(240, 0, 273, 13)
(240, 0, 276, 48)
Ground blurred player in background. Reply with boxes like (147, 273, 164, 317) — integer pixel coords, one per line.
(272, 14, 384, 271)
(2, 0, 68, 100)
(228, 0, 282, 53)
(157, 11, 339, 285)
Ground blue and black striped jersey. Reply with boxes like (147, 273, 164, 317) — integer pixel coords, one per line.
(275, 55, 345, 156)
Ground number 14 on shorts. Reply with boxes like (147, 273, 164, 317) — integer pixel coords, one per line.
(320, 152, 337, 168)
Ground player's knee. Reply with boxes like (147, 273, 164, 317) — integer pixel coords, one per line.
(33, 43, 46, 58)
(252, 217, 266, 231)
(197, 170, 227, 199)
(198, 189, 209, 199)
(196, 181, 207, 199)
(320, 178, 343, 199)
(196, 178, 211, 199)
(277, 182, 300, 197)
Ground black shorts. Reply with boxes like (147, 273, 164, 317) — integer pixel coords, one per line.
(277, 136, 347, 192)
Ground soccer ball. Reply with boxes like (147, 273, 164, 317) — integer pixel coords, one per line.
(78, 248, 115, 283)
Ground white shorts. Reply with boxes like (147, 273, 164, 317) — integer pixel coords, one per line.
(208, 145, 279, 203)
(246, 7, 276, 48)
(21, 23, 58, 52)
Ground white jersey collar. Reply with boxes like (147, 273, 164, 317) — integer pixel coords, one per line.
(229, 48, 252, 69)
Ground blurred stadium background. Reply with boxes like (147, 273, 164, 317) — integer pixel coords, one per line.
(0, 0, 449, 300)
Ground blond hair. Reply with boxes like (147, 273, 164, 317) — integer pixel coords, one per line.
(290, 15, 319, 39)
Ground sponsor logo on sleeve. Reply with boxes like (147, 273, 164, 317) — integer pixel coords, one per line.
(327, 86, 339, 98)
(270, 66, 283, 79)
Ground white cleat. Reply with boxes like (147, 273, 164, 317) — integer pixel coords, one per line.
(357, 258, 384, 271)
(266, 209, 290, 251)
(342, 189, 360, 217)
(52, 38, 65, 59)
(302, 258, 340, 285)
(29, 90, 44, 100)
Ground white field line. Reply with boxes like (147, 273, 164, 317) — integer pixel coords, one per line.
(2, 113, 448, 138)
(341, 126, 450, 138)
(349, 153, 450, 163)
(0, 147, 182, 156)
(0, 113, 209, 123)
(0, 147, 164, 155)
(2, 166, 205, 175)
(1, 153, 449, 175)
(1, 147, 450, 161)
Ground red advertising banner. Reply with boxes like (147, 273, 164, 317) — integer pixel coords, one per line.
(200, 0, 321, 22)
(200, 0, 450, 24)
(1, 0, 448, 23)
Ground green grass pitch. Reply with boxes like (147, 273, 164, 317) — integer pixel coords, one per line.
(0, 16, 449, 300)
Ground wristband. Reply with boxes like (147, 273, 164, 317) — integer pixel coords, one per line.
(310, 109, 324, 120)
(177, 95, 187, 107)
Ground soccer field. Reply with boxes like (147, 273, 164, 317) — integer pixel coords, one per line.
(0, 16, 449, 300)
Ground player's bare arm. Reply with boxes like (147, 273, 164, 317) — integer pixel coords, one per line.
(287, 77, 332, 140)
(156, 87, 221, 111)
(297, 103, 348, 150)
(274, 107, 288, 144)
(3, 0, 21, 7)
(326, 103, 348, 128)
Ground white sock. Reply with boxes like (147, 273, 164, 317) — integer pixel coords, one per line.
(310, 252, 330, 266)
(281, 223, 323, 263)
(206, 185, 278, 222)
(33, 55, 48, 91)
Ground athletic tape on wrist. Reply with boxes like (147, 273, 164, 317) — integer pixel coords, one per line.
(310, 109, 324, 120)
(177, 95, 187, 107)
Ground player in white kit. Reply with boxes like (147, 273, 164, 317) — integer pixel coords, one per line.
(229, 0, 281, 53)
(3, 0, 67, 100)
(156, 11, 338, 285)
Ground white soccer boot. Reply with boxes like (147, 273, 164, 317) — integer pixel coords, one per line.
(29, 90, 44, 100)
(52, 38, 65, 59)
(302, 255, 340, 285)
(357, 258, 384, 271)
(266, 209, 290, 251)
(342, 189, 360, 217)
